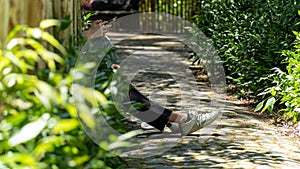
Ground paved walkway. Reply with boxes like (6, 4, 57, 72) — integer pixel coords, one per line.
(107, 32, 300, 169)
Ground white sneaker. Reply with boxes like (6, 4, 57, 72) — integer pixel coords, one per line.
(166, 111, 198, 134)
(166, 122, 180, 133)
(179, 110, 218, 135)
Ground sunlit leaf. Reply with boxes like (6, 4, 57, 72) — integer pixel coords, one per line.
(117, 130, 142, 142)
(93, 90, 109, 108)
(28, 28, 43, 39)
(77, 107, 96, 129)
(5, 112, 27, 125)
(5, 25, 26, 44)
(3, 74, 17, 87)
(23, 38, 46, 52)
(74, 85, 109, 108)
(15, 49, 39, 61)
(34, 136, 64, 157)
(34, 81, 58, 109)
(99, 141, 109, 151)
(70, 155, 90, 166)
(5, 52, 27, 72)
(6, 38, 21, 50)
(3, 74, 38, 89)
(108, 141, 132, 150)
(263, 97, 276, 113)
(51, 119, 79, 134)
(66, 105, 77, 118)
(0, 153, 36, 165)
(254, 100, 265, 112)
(8, 113, 50, 147)
(0, 57, 10, 72)
(0, 162, 9, 169)
(48, 59, 56, 70)
(38, 50, 64, 66)
(77, 86, 98, 107)
(41, 31, 67, 56)
(39, 19, 61, 29)
(293, 31, 299, 36)
(108, 130, 142, 150)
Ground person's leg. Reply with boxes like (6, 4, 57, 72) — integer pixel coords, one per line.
(168, 111, 188, 123)
(127, 84, 170, 131)
(127, 84, 187, 131)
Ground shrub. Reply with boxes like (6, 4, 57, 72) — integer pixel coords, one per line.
(0, 19, 133, 169)
(192, 0, 300, 98)
(255, 25, 300, 122)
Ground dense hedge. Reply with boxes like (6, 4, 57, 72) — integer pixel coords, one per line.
(192, 0, 300, 98)
(255, 27, 300, 122)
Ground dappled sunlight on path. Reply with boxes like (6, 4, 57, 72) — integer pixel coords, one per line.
(108, 33, 300, 168)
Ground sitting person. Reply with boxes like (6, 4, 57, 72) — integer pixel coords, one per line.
(82, 20, 213, 135)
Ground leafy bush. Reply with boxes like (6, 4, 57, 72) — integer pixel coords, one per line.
(192, 0, 300, 98)
(0, 19, 132, 169)
(81, 12, 128, 133)
(255, 26, 300, 122)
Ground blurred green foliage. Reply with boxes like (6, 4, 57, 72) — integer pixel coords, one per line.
(0, 19, 133, 168)
(192, 0, 300, 98)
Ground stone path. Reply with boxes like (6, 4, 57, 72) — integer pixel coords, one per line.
(107, 32, 300, 169)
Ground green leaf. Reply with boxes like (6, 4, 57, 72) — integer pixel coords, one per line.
(292, 31, 299, 36)
(265, 97, 276, 113)
(254, 100, 265, 112)
(8, 113, 50, 147)
(6, 112, 27, 125)
(5, 51, 27, 72)
(117, 130, 142, 142)
(58, 17, 72, 30)
(34, 136, 64, 157)
(15, 49, 39, 62)
(74, 85, 108, 108)
(0, 153, 36, 166)
(6, 38, 21, 50)
(38, 50, 64, 69)
(0, 57, 10, 72)
(34, 81, 58, 109)
(269, 88, 277, 96)
(28, 28, 43, 39)
(71, 155, 90, 166)
(41, 31, 67, 56)
(39, 19, 61, 29)
(3, 73, 38, 88)
(66, 104, 77, 118)
(51, 119, 79, 134)
(108, 141, 131, 150)
(75, 98, 96, 129)
(99, 141, 109, 151)
(108, 130, 142, 150)
(5, 25, 26, 45)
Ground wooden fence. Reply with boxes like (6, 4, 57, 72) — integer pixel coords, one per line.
(0, 0, 80, 47)
(86, 0, 199, 33)
(0, 0, 199, 45)
(139, 0, 199, 21)
(136, 0, 200, 33)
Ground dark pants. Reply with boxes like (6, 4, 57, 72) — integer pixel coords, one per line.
(126, 84, 172, 131)
(85, 36, 172, 131)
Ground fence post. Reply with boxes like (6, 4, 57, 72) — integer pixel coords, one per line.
(0, 0, 80, 47)
(0, 0, 9, 46)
